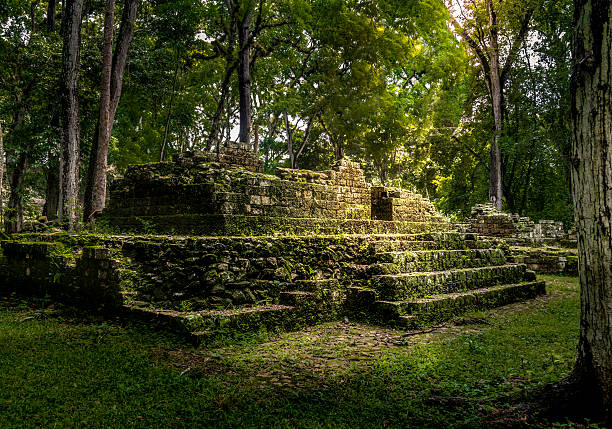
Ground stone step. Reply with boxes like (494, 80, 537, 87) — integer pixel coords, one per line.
(369, 249, 506, 274)
(123, 303, 297, 341)
(374, 281, 546, 328)
(370, 264, 530, 300)
(279, 291, 314, 306)
(285, 278, 340, 292)
(369, 237, 497, 253)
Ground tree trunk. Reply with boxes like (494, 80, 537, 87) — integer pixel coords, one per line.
(5, 153, 28, 234)
(569, 0, 612, 419)
(83, 0, 137, 222)
(253, 123, 259, 155)
(43, 162, 60, 221)
(160, 52, 180, 162)
(47, 0, 56, 32)
(59, 0, 84, 229)
(0, 122, 3, 225)
(84, 0, 114, 223)
(284, 111, 294, 168)
(109, 0, 137, 121)
(237, 7, 253, 146)
(486, 0, 504, 210)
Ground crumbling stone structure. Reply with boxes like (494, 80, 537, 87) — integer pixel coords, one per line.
(463, 203, 577, 275)
(467, 203, 566, 240)
(0, 147, 547, 342)
(102, 146, 446, 235)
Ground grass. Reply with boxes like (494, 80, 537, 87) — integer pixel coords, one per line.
(0, 275, 592, 428)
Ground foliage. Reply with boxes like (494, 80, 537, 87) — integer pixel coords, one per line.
(0, 275, 591, 427)
(0, 0, 575, 227)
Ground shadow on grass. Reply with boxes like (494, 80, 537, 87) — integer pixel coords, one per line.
(0, 276, 598, 428)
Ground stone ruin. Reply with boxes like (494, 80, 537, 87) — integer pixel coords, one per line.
(466, 203, 566, 240)
(102, 143, 446, 236)
(0, 144, 546, 342)
(462, 203, 577, 275)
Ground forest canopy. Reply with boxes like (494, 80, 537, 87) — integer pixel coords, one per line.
(0, 0, 574, 231)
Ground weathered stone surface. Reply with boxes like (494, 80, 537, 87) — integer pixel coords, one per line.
(101, 153, 448, 235)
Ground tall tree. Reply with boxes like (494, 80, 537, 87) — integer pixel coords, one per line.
(84, 0, 114, 222)
(236, 0, 253, 145)
(449, 0, 536, 209)
(0, 122, 3, 225)
(59, 0, 84, 229)
(569, 0, 612, 418)
(83, 0, 138, 222)
(46, 0, 56, 33)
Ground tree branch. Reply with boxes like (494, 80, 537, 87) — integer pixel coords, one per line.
(500, 7, 535, 86)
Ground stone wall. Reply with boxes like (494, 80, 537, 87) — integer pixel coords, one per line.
(371, 187, 442, 222)
(507, 247, 578, 275)
(102, 152, 448, 235)
(0, 241, 121, 310)
(180, 142, 264, 173)
(467, 203, 566, 239)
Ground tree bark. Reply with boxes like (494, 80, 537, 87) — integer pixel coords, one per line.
(43, 161, 60, 221)
(160, 52, 180, 162)
(570, 0, 612, 419)
(59, 0, 84, 229)
(486, 0, 504, 210)
(284, 111, 294, 168)
(109, 0, 137, 121)
(237, 6, 253, 146)
(83, 0, 137, 222)
(47, 0, 56, 32)
(5, 153, 28, 234)
(0, 122, 3, 225)
(84, 0, 114, 223)
(449, 4, 534, 211)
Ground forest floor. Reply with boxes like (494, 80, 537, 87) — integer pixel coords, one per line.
(0, 275, 600, 428)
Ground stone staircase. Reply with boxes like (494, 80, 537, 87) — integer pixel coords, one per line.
(345, 233, 545, 328)
(119, 232, 545, 343)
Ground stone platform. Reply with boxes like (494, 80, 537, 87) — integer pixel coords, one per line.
(0, 231, 544, 343)
(0, 146, 546, 340)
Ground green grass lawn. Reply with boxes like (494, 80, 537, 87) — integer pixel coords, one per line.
(0, 275, 589, 428)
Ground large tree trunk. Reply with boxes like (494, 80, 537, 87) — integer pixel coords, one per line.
(570, 0, 612, 419)
(83, 0, 137, 222)
(59, 0, 84, 229)
(237, 7, 253, 146)
(486, 0, 504, 210)
(0, 122, 3, 225)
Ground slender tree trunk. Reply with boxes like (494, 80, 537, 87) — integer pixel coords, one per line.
(47, 0, 56, 32)
(43, 161, 60, 221)
(109, 0, 137, 121)
(253, 123, 259, 155)
(83, 0, 137, 222)
(569, 0, 612, 419)
(284, 112, 295, 168)
(5, 153, 28, 234)
(294, 115, 315, 168)
(486, 0, 504, 210)
(237, 7, 253, 146)
(206, 62, 236, 151)
(0, 122, 3, 225)
(160, 52, 180, 162)
(84, 0, 113, 223)
(59, 0, 84, 229)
